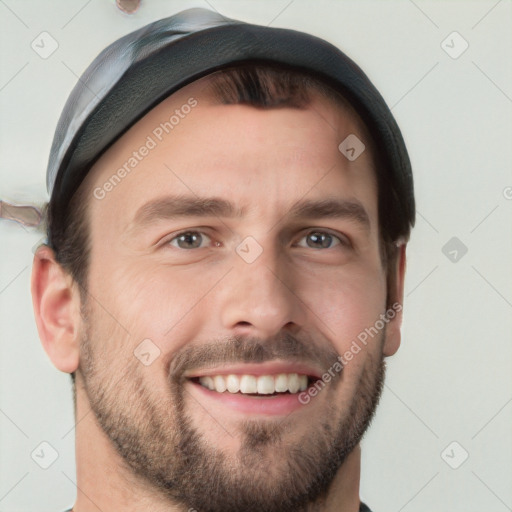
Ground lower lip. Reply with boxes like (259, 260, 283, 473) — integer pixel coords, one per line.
(187, 380, 313, 416)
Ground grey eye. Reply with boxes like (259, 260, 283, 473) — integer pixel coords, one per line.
(169, 231, 211, 249)
(297, 231, 342, 249)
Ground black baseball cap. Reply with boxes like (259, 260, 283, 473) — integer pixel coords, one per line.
(46, 7, 414, 244)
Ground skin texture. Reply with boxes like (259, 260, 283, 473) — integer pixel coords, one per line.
(31, 77, 407, 512)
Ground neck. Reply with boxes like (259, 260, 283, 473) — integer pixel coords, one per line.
(308, 444, 362, 512)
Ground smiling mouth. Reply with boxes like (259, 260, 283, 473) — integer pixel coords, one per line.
(189, 373, 312, 396)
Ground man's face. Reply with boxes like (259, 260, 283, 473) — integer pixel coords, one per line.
(76, 78, 396, 511)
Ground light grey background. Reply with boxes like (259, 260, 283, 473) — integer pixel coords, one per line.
(1, 1, 511, 511)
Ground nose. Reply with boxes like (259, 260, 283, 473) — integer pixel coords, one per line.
(219, 241, 302, 339)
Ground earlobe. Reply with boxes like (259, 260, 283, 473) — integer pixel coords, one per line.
(383, 243, 407, 357)
(31, 245, 81, 374)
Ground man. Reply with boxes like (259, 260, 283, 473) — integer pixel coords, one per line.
(31, 8, 414, 512)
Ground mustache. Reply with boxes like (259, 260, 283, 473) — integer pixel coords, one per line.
(168, 332, 341, 381)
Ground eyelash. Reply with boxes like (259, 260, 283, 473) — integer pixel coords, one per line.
(164, 229, 350, 250)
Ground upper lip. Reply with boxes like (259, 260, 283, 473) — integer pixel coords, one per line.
(184, 360, 323, 380)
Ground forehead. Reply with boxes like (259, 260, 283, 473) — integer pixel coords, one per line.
(82, 76, 378, 234)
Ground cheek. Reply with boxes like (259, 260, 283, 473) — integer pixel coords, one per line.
(300, 263, 387, 352)
(90, 257, 224, 354)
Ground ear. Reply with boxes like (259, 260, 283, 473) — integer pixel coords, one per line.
(31, 245, 81, 374)
(382, 243, 407, 357)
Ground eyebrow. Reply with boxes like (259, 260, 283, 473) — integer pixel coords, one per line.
(130, 195, 371, 233)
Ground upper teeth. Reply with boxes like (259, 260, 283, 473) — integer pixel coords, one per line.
(198, 373, 309, 394)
